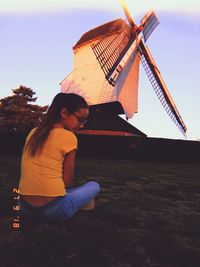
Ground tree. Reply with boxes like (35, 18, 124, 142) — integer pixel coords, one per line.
(0, 86, 48, 133)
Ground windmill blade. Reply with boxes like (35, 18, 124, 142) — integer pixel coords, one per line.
(119, 0, 137, 30)
(91, 23, 132, 85)
(140, 11, 160, 42)
(91, 19, 143, 86)
(139, 41, 187, 136)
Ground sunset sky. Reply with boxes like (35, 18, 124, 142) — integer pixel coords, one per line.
(0, 0, 200, 140)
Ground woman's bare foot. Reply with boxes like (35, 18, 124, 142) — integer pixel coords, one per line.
(81, 199, 95, 211)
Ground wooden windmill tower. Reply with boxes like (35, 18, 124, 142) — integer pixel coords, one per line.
(61, 0, 187, 139)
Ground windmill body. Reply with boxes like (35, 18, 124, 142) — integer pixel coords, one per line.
(61, 2, 187, 138)
(61, 19, 141, 120)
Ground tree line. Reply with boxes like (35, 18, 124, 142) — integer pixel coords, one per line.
(0, 86, 48, 133)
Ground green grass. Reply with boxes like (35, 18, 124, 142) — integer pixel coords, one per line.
(1, 156, 200, 267)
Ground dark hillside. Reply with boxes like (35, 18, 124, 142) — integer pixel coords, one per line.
(1, 157, 200, 267)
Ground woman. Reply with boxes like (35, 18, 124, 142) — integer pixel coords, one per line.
(18, 93, 100, 222)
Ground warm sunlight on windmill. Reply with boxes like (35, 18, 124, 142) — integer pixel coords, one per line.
(61, 0, 187, 139)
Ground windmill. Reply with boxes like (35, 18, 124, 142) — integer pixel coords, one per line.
(61, 0, 187, 139)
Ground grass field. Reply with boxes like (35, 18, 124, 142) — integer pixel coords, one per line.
(1, 156, 200, 267)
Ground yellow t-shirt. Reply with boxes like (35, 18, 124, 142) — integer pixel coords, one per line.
(19, 128, 78, 196)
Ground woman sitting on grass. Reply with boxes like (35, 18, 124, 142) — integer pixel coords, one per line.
(18, 93, 100, 222)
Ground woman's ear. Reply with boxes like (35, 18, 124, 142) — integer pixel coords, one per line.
(60, 108, 69, 119)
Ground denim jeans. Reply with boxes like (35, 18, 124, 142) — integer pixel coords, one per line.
(18, 181, 100, 222)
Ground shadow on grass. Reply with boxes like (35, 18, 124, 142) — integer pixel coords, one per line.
(1, 157, 200, 267)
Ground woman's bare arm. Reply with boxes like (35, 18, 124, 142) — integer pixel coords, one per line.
(62, 150, 77, 187)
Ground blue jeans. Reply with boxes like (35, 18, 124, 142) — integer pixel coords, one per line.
(18, 181, 100, 222)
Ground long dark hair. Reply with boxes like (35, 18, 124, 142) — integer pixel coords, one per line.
(24, 93, 88, 157)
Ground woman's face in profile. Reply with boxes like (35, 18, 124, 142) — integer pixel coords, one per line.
(61, 107, 89, 133)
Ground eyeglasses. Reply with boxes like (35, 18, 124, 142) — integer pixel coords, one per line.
(72, 113, 88, 125)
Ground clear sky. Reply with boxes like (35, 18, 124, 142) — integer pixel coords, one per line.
(0, 0, 200, 140)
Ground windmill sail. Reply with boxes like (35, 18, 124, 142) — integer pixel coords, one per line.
(119, 0, 187, 136)
(139, 41, 187, 135)
(140, 11, 159, 42)
(91, 25, 132, 85)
